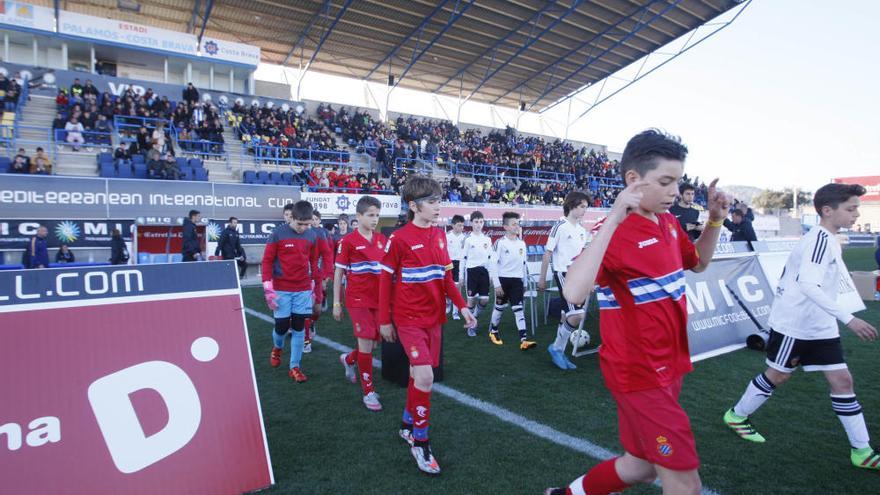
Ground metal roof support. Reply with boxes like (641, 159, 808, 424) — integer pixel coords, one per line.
(187, 0, 201, 34)
(491, 0, 667, 107)
(529, 0, 682, 113)
(196, 0, 214, 46)
(433, 0, 560, 93)
(294, 0, 354, 99)
(283, 0, 334, 66)
(567, 0, 752, 126)
(364, 0, 456, 80)
(460, 0, 585, 106)
(388, 0, 476, 92)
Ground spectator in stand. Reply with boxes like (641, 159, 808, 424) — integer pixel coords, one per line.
(11, 148, 29, 173)
(83, 79, 99, 99)
(95, 114, 112, 143)
(162, 152, 181, 180)
(182, 82, 199, 105)
(52, 112, 66, 131)
(55, 244, 75, 264)
(69, 78, 84, 100)
(65, 117, 85, 151)
(724, 209, 758, 242)
(152, 122, 167, 152)
(109, 229, 129, 265)
(31, 147, 52, 175)
(0, 73, 8, 99)
(27, 226, 49, 269)
(5, 82, 18, 111)
(146, 147, 164, 179)
(134, 126, 150, 155)
(81, 110, 96, 131)
(114, 143, 130, 162)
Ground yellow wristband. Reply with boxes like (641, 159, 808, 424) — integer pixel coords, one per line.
(333, 302, 342, 308)
(706, 219, 724, 228)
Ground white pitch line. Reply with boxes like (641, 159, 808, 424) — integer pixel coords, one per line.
(244, 307, 721, 495)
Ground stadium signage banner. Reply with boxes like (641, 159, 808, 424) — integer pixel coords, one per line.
(684, 254, 775, 359)
(0, 219, 133, 249)
(301, 192, 402, 217)
(57, 10, 260, 67)
(0, 262, 273, 493)
(0, 175, 300, 220)
(0, 2, 55, 33)
(207, 219, 280, 246)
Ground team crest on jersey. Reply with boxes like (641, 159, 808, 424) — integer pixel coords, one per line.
(355, 322, 361, 334)
(439, 239, 445, 249)
(410, 346, 419, 358)
(378, 241, 383, 249)
(656, 436, 673, 457)
(669, 223, 678, 239)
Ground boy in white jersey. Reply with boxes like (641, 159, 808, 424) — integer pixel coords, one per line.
(460, 210, 493, 336)
(445, 215, 467, 320)
(724, 183, 880, 470)
(539, 191, 591, 370)
(488, 211, 538, 350)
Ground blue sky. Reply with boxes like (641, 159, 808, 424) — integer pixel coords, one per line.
(569, 0, 880, 191)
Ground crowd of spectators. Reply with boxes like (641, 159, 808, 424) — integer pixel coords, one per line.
(7, 147, 52, 174)
(0, 73, 22, 112)
(229, 100, 340, 164)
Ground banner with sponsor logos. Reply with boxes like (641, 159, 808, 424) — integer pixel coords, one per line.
(301, 192, 402, 218)
(684, 254, 775, 360)
(57, 10, 260, 67)
(0, 175, 299, 220)
(0, 262, 274, 493)
(834, 175, 880, 203)
(0, 219, 133, 249)
(0, 1, 54, 32)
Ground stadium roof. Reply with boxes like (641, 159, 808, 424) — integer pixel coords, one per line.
(54, 0, 744, 111)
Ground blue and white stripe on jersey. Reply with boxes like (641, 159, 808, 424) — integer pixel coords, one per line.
(346, 261, 382, 275)
(627, 269, 686, 304)
(595, 286, 620, 310)
(811, 230, 829, 264)
(400, 264, 446, 283)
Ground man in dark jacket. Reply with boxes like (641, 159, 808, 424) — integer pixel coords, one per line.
(724, 209, 758, 242)
(182, 83, 199, 105)
(215, 217, 247, 277)
(181, 210, 202, 262)
(28, 226, 49, 268)
(109, 229, 129, 264)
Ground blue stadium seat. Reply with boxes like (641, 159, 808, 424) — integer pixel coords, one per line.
(180, 167, 194, 181)
(243, 170, 256, 184)
(188, 158, 203, 169)
(194, 168, 208, 181)
(281, 172, 293, 185)
(133, 163, 147, 179)
(268, 171, 282, 185)
(97, 152, 112, 164)
(0, 156, 11, 173)
(175, 157, 188, 169)
(170, 254, 183, 263)
(256, 171, 269, 184)
(131, 154, 145, 164)
(137, 252, 151, 264)
(99, 164, 115, 177)
(116, 163, 133, 178)
(151, 254, 169, 263)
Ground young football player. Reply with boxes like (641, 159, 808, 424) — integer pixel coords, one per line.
(488, 211, 536, 350)
(459, 210, 493, 336)
(445, 214, 467, 320)
(303, 210, 335, 352)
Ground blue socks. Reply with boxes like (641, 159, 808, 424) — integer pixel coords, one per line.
(290, 330, 305, 368)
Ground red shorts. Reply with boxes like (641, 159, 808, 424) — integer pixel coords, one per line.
(396, 324, 442, 367)
(348, 307, 379, 341)
(610, 378, 699, 471)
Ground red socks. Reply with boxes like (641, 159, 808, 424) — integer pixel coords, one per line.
(345, 350, 357, 365)
(410, 385, 431, 442)
(304, 319, 312, 341)
(357, 352, 374, 394)
(578, 458, 629, 495)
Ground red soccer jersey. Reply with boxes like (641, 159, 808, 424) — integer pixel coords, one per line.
(595, 212, 700, 393)
(335, 229, 387, 309)
(312, 226, 335, 279)
(261, 224, 322, 297)
(378, 222, 467, 328)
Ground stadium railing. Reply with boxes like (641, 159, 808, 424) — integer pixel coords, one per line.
(53, 128, 113, 149)
(113, 115, 176, 144)
(177, 138, 229, 168)
(243, 144, 350, 171)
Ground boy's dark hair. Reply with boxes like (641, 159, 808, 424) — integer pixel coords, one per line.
(283, 203, 295, 213)
(470, 211, 484, 221)
(731, 209, 744, 218)
(451, 214, 465, 225)
(292, 200, 314, 221)
(813, 183, 866, 216)
(312, 210, 322, 219)
(562, 191, 591, 216)
(188, 209, 200, 219)
(620, 129, 688, 185)
(679, 183, 695, 195)
(337, 213, 350, 224)
(401, 175, 442, 221)
(502, 211, 520, 225)
(228, 216, 238, 223)
(355, 196, 381, 214)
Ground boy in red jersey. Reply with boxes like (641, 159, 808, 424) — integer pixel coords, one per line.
(333, 196, 387, 411)
(378, 175, 476, 475)
(262, 201, 323, 383)
(303, 210, 335, 352)
(544, 130, 730, 495)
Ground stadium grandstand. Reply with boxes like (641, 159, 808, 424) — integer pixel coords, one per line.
(5, 2, 880, 495)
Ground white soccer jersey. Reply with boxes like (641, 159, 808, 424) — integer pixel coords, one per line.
(546, 219, 588, 273)
(768, 226, 854, 340)
(446, 230, 467, 261)
(459, 232, 493, 278)
(490, 236, 529, 286)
